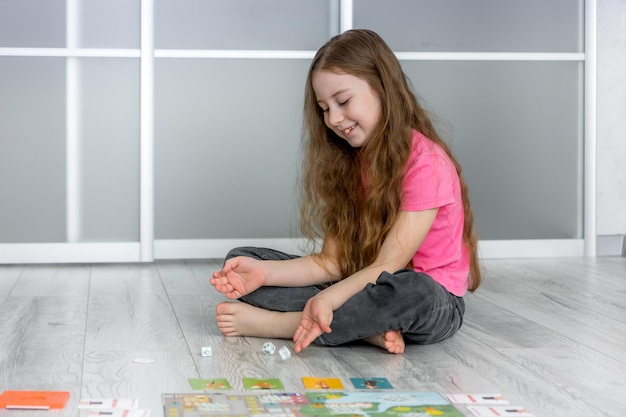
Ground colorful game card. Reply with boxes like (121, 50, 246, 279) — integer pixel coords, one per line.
(86, 410, 151, 417)
(446, 394, 509, 404)
(243, 377, 285, 390)
(350, 377, 393, 390)
(466, 405, 533, 416)
(302, 377, 344, 390)
(78, 398, 139, 409)
(188, 378, 232, 390)
(0, 391, 70, 409)
(78, 398, 139, 410)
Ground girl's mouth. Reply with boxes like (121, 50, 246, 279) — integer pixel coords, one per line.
(342, 124, 356, 136)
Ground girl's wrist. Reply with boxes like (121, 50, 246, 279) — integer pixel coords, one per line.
(261, 260, 276, 286)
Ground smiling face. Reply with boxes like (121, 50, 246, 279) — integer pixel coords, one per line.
(312, 69, 382, 148)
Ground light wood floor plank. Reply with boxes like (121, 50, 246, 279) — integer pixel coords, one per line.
(462, 294, 625, 414)
(155, 260, 222, 297)
(495, 346, 626, 414)
(86, 264, 188, 352)
(476, 259, 626, 361)
(9, 264, 90, 298)
(437, 331, 603, 417)
(0, 296, 86, 417)
(0, 265, 23, 301)
(81, 350, 197, 413)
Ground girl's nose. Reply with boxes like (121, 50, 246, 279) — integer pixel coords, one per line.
(327, 107, 344, 127)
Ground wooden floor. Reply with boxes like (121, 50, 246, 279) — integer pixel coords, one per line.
(0, 257, 625, 417)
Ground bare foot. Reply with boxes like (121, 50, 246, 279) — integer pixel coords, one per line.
(364, 330, 405, 354)
(215, 302, 301, 339)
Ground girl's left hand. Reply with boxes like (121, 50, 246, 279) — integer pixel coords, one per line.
(293, 295, 333, 352)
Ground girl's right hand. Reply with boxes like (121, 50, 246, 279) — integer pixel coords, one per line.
(209, 256, 267, 299)
(293, 293, 334, 352)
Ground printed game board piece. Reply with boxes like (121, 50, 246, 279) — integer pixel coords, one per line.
(162, 391, 466, 417)
(350, 377, 393, 390)
(302, 377, 344, 390)
(0, 390, 70, 409)
(466, 405, 534, 417)
(301, 391, 464, 417)
(188, 378, 232, 390)
(243, 377, 285, 390)
(78, 398, 140, 409)
(162, 392, 308, 417)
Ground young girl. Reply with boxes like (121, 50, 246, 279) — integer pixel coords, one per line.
(210, 29, 481, 354)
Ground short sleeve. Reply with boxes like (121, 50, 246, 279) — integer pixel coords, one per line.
(400, 134, 458, 211)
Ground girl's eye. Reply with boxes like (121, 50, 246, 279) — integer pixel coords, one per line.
(338, 99, 349, 106)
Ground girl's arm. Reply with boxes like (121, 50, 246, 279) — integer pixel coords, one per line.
(264, 245, 342, 287)
(293, 208, 438, 351)
(318, 208, 437, 306)
(210, 241, 342, 299)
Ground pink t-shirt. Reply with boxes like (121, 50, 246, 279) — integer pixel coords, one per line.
(400, 130, 469, 296)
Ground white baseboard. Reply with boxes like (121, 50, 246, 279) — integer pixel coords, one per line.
(0, 243, 141, 264)
(477, 239, 585, 259)
(0, 238, 592, 264)
(155, 238, 586, 260)
(153, 238, 313, 259)
(596, 235, 626, 256)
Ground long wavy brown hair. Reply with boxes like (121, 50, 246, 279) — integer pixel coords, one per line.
(300, 29, 481, 292)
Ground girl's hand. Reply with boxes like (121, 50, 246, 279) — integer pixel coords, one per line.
(209, 256, 267, 299)
(293, 294, 334, 352)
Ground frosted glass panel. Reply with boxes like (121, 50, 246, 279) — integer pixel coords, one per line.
(0, 58, 66, 243)
(79, 59, 140, 242)
(0, 0, 66, 47)
(80, 0, 140, 48)
(155, 60, 309, 239)
(155, 0, 333, 49)
(401, 61, 583, 239)
(354, 0, 583, 52)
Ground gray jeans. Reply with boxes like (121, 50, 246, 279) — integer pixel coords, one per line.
(225, 246, 465, 346)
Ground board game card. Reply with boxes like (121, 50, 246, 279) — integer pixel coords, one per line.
(466, 405, 534, 416)
(242, 377, 285, 390)
(350, 377, 393, 390)
(301, 377, 344, 390)
(78, 399, 139, 409)
(85, 409, 151, 417)
(446, 394, 509, 404)
(188, 378, 232, 390)
(0, 391, 70, 409)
